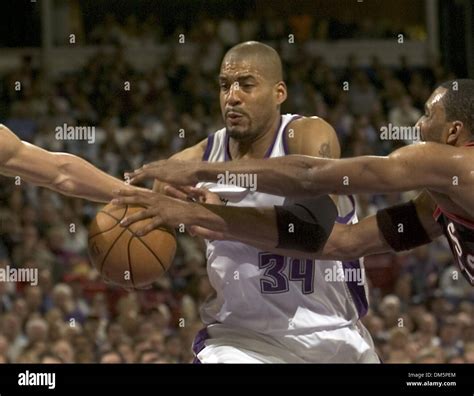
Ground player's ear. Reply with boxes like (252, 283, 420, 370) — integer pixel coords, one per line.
(446, 120, 463, 145)
(275, 81, 287, 105)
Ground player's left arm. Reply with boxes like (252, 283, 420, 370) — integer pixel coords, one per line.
(0, 124, 132, 202)
(205, 141, 464, 197)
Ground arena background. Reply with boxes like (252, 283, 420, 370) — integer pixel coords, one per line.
(0, 0, 473, 365)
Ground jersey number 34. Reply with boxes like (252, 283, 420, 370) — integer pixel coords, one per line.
(258, 253, 315, 294)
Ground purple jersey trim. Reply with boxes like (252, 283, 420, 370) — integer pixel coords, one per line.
(341, 259, 369, 318)
(192, 327, 209, 363)
(263, 116, 283, 158)
(202, 134, 215, 161)
(336, 195, 356, 223)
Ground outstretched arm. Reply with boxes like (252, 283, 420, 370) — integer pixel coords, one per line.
(128, 142, 464, 198)
(0, 125, 131, 202)
(190, 190, 442, 260)
(114, 187, 442, 261)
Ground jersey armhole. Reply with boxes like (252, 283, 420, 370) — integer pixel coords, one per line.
(202, 134, 215, 161)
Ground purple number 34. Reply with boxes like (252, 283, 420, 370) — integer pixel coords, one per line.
(258, 253, 315, 294)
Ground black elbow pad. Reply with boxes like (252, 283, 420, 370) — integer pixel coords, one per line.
(275, 195, 337, 252)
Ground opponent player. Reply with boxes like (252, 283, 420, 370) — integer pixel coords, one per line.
(0, 123, 138, 202)
(114, 41, 379, 363)
(119, 79, 474, 288)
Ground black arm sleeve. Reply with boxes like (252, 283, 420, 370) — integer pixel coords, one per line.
(275, 195, 338, 252)
(376, 201, 432, 251)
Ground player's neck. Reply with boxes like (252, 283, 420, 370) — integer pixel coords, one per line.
(229, 115, 281, 159)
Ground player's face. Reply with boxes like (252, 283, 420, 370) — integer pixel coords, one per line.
(415, 87, 449, 143)
(219, 60, 285, 141)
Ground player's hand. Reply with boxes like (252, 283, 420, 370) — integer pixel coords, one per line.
(163, 186, 223, 238)
(125, 160, 199, 187)
(111, 188, 194, 235)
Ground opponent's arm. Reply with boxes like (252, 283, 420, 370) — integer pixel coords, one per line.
(188, 190, 443, 260)
(0, 125, 131, 202)
(317, 190, 443, 259)
(198, 142, 464, 197)
(131, 141, 465, 198)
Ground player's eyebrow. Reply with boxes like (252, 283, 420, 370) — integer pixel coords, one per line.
(219, 74, 256, 82)
(236, 74, 256, 81)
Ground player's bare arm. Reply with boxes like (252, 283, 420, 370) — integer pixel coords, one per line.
(0, 124, 136, 202)
(205, 188, 442, 260)
(129, 141, 470, 205)
(112, 187, 443, 262)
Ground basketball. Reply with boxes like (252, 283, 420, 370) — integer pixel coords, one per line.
(88, 203, 177, 289)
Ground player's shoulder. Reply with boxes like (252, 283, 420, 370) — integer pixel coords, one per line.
(391, 141, 472, 160)
(285, 116, 340, 157)
(286, 116, 337, 142)
(389, 142, 473, 183)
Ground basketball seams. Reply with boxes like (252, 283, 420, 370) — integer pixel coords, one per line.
(99, 227, 129, 276)
(89, 204, 176, 288)
(88, 206, 130, 240)
(126, 235, 136, 289)
(127, 230, 167, 273)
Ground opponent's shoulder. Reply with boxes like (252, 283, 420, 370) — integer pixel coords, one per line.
(387, 142, 472, 192)
(286, 116, 340, 158)
(389, 142, 469, 167)
(170, 137, 209, 161)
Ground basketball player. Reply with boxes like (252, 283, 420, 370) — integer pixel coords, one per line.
(119, 79, 474, 288)
(0, 123, 137, 201)
(114, 41, 379, 363)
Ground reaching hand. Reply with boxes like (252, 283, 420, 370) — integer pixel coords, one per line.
(111, 188, 195, 236)
(125, 160, 199, 187)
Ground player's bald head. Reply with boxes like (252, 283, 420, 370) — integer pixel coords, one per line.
(221, 41, 283, 83)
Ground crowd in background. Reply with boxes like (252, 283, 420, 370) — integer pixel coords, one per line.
(0, 13, 472, 364)
(84, 10, 425, 47)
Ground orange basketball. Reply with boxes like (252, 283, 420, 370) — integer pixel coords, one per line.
(88, 203, 176, 289)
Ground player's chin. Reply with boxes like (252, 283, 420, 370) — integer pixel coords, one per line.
(226, 125, 250, 140)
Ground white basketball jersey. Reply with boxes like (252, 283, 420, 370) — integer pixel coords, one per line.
(199, 114, 369, 337)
